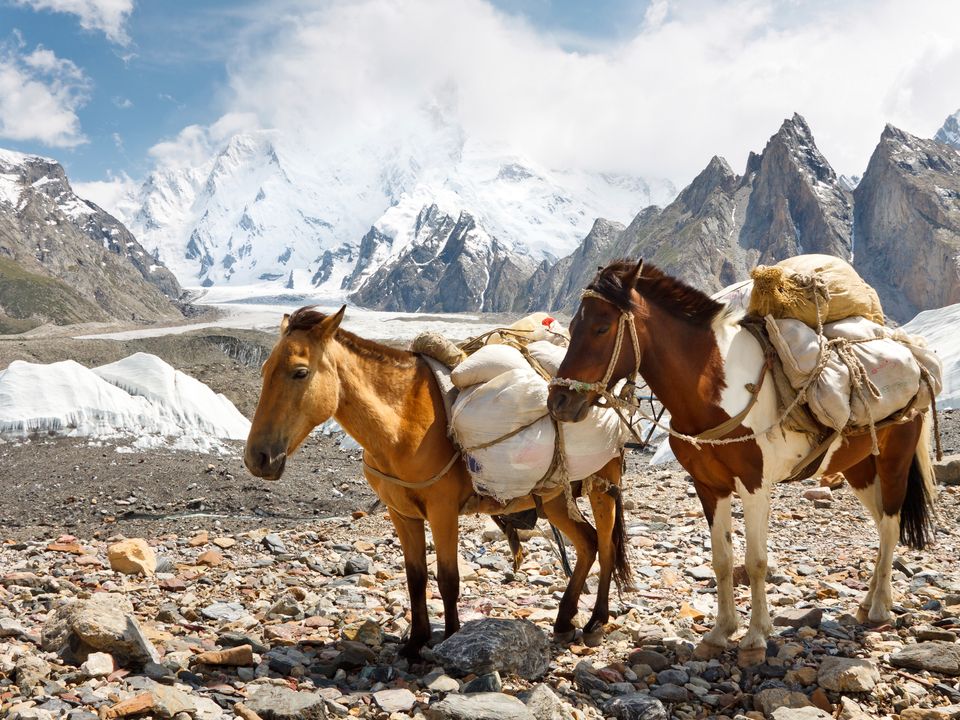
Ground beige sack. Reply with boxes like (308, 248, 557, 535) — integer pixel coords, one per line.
(749, 254, 884, 327)
(765, 317, 824, 388)
(527, 340, 567, 377)
(451, 344, 529, 389)
(487, 312, 569, 346)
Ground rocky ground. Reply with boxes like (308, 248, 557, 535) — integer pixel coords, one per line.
(3, 328, 960, 720)
(0, 409, 959, 720)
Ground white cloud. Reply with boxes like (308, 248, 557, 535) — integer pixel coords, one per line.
(74, 171, 137, 213)
(112, 95, 132, 108)
(0, 38, 91, 148)
(155, 0, 960, 185)
(12, 0, 134, 45)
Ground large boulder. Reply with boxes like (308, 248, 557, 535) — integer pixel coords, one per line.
(41, 594, 160, 667)
(890, 642, 960, 676)
(243, 685, 327, 719)
(434, 618, 549, 680)
(817, 656, 880, 692)
(426, 693, 535, 720)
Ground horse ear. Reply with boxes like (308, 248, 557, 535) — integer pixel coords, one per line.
(314, 305, 346, 339)
(279, 313, 290, 335)
(626, 258, 644, 288)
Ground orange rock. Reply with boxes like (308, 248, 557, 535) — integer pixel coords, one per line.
(47, 542, 85, 554)
(101, 692, 155, 718)
(197, 549, 224, 567)
(679, 602, 706, 622)
(188, 531, 209, 547)
(107, 539, 156, 576)
(192, 644, 253, 666)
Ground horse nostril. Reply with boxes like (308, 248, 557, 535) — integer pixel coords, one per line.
(258, 451, 269, 471)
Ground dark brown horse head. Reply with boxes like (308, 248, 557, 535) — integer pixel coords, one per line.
(548, 260, 645, 423)
(244, 305, 345, 480)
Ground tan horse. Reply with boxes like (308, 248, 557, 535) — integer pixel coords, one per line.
(244, 306, 632, 659)
(549, 260, 937, 666)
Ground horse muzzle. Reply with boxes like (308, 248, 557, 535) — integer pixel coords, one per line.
(547, 387, 592, 423)
(244, 444, 288, 480)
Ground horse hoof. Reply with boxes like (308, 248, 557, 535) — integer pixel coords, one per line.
(553, 629, 577, 644)
(582, 630, 603, 648)
(693, 640, 727, 660)
(737, 646, 766, 668)
(398, 641, 424, 662)
(855, 605, 871, 624)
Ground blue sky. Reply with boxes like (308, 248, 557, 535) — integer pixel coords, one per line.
(1, 0, 959, 190)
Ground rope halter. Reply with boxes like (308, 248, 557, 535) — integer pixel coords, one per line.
(549, 288, 641, 398)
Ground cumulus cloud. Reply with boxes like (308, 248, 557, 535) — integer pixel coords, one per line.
(154, 0, 960, 184)
(0, 37, 91, 148)
(12, 0, 134, 45)
(74, 171, 137, 213)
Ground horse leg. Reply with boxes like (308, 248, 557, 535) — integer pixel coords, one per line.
(695, 492, 739, 658)
(542, 493, 598, 643)
(581, 467, 624, 646)
(427, 505, 461, 639)
(388, 507, 430, 660)
(737, 480, 773, 666)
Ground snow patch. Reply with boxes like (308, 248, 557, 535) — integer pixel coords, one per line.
(0, 354, 250, 453)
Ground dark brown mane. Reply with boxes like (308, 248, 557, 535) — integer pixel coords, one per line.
(588, 260, 725, 326)
(285, 306, 417, 367)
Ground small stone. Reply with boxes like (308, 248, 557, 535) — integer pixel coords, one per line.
(462, 671, 501, 693)
(192, 644, 253, 666)
(341, 618, 383, 647)
(934, 454, 960, 486)
(343, 555, 370, 575)
(651, 683, 689, 703)
(918, 627, 959, 642)
(774, 607, 823, 629)
(628, 649, 670, 672)
(785, 666, 818, 686)
(574, 661, 610, 694)
(522, 684, 575, 720)
(891, 642, 960, 676)
(817, 656, 880, 692)
(373, 688, 417, 713)
(212, 536, 236, 548)
(101, 693, 155, 719)
(0, 617, 26, 638)
(435, 618, 549, 680)
(427, 674, 461, 693)
(262, 533, 287, 554)
(900, 706, 960, 720)
(200, 601, 248, 623)
(15, 655, 51, 693)
(196, 549, 223, 567)
(770, 709, 832, 720)
(802, 487, 833, 502)
(603, 692, 668, 720)
(80, 651, 114, 677)
(425, 692, 535, 720)
(188, 531, 208, 546)
(107, 539, 157, 575)
(755, 688, 813, 716)
(244, 684, 327, 719)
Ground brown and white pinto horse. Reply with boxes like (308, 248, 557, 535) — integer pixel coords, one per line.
(548, 260, 937, 665)
(244, 306, 632, 660)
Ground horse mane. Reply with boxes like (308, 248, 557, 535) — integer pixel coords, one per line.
(285, 307, 418, 368)
(588, 260, 728, 328)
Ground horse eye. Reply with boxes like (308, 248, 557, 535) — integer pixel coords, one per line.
(292, 367, 310, 379)
(596, 325, 611, 335)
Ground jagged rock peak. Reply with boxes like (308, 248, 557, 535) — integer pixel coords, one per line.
(935, 108, 960, 149)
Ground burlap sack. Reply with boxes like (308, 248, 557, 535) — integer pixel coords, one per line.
(749, 254, 884, 327)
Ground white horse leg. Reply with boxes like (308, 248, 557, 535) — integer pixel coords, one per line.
(698, 494, 738, 655)
(851, 482, 897, 625)
(737, 480, 772, 665)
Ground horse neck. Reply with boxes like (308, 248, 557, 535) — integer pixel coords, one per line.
(636, 304, 728, 434)
(328, 340, 441, 465)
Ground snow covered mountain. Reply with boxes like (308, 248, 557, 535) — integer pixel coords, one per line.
(0, 147, 183, 333)
(103, 120, 674, 309)
(935, 108, 960, 149)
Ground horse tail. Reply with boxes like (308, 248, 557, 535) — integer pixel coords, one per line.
(612, 488, 634, 591)
(900, 410, 937, 550)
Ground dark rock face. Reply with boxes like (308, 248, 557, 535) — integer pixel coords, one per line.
(523, 114, 852, 313)
(0, 150, 183, 332)
(853, 125, 960, 322)
(433, 618, 549, 680)
(349, 205, 534, 312)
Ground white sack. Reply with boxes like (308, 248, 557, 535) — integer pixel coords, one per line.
(487, 313, 569, 346)
(765, 317, 823, 388)
(466, 416, 557, 501)
(451, 345, 529, 389)
(561, 406, 626, 479)
(846, 339, 921, 427)
(527, 341, 567, 377)
(451, 368, 549, 448)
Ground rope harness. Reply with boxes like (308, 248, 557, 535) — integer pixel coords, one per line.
(549, 279, 943, 465)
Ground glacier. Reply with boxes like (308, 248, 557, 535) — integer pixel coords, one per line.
(0, 353, 250, 453)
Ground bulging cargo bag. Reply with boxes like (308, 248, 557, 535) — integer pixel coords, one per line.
(440, 327, 625, 504)
(749, 254, 885, 327)
(764, 315, 943, 433)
